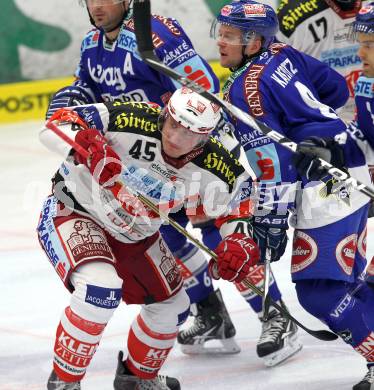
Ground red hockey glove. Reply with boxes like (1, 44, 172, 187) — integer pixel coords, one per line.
(75, 129, 122, 187)
(48, 107, 90, 130)
(209, 233, 260, 283)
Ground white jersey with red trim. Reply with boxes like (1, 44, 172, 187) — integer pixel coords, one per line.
(40, 102, 251, 243)
(277, 0, 368, 122)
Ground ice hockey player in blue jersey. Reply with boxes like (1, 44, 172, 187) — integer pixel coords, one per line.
(212, 0, 374, 387)
(343, 4, 374, 387)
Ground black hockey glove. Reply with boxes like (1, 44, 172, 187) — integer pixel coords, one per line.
(292, 136, 345, 181)
(252, 213, 289, 263)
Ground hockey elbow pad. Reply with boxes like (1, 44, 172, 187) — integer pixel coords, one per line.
(46, 85, 95, 119)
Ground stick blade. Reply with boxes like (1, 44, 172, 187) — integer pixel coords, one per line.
(310, 329, 338, 341)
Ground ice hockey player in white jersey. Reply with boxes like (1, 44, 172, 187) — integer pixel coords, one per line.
(38, 88, 261, 390)
(277, 0, 369, 122)
(47, 0, 246, 357)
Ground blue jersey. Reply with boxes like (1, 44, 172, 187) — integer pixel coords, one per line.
(74, 14, 219, 105)
(223, 42, 369, 228)
(354, 76, 374, 149)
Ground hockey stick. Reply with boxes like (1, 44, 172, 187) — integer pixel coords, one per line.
(138, 193, 338, 341)
(262, 247, 272, 321)
(46, 120, 337, 341)
(132, 0, 374, 201)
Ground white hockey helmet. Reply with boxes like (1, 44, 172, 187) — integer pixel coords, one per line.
(167, 87, 222, 135)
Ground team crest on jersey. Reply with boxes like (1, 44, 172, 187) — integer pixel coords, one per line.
(335, 234, 357, 275)
(244, 4, 266, 17)
(291, 231, 318, 273)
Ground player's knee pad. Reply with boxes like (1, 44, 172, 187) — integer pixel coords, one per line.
(69, 261, 123, 324)
(141, 288, 190, 333)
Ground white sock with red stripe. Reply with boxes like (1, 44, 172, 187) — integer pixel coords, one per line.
(125, 313, 177, 379)
(53, 306, 106, 382)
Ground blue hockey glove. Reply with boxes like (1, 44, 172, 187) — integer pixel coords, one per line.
(292, 136, 345, 181)
(252, 213, 289, 263)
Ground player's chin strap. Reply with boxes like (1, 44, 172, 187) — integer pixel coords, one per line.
(132, 0, 374, 202)
(46, 118, 338, 343)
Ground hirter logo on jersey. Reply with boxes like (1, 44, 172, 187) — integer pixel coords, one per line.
(291, 231, 318, 273)
(244, 4, 266, 17)
(336, 234, 357, 276)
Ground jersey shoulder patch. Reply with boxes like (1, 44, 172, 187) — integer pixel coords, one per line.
(107, 101, 162, 140)
(192, 137, 245, 191)
(81, 29, 101, 51)
(277, 0, 328, 38)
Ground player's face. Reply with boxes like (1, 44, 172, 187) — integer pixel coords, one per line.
(161, 114, 206, 158)
(87, 0, 127, 32)
(216, 25, 245, 68)
(357, 33, 374, 77)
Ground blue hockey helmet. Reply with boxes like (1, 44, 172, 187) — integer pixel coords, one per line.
(211, 0, 279, 48)
(349, 2, 374, 39)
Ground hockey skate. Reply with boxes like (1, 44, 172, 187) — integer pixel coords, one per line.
(257, 301, 302, 367)
(177, 289, 240, 354)
(113, 351, 181, 390)
(352, 365, 374, 390)
(47, 370, 81, 390)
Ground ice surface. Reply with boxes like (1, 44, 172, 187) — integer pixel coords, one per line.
(0, 120, 371, 389)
